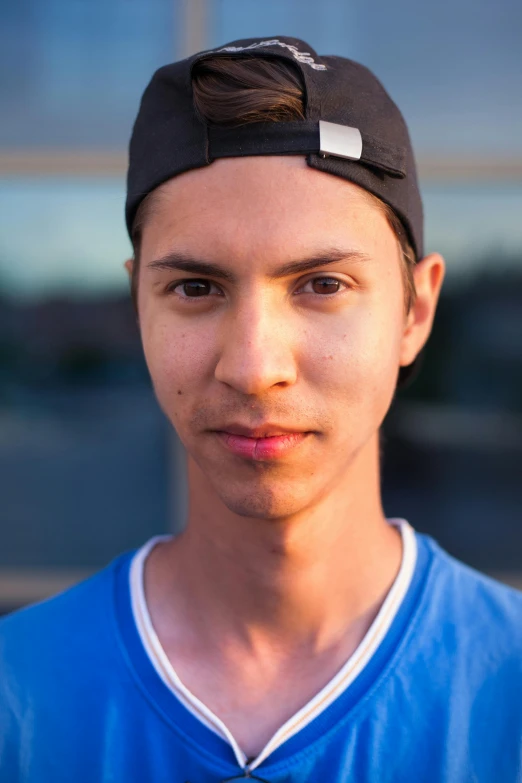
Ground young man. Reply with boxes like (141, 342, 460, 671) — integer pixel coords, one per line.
(1, 36, 521, 783)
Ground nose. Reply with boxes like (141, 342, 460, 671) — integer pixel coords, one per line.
(214, 291, 298, 395)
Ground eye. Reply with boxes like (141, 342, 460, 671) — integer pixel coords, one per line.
(169, 279, 220, 298)
(299, 276, 345, 295)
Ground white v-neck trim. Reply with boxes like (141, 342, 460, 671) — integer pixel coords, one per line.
(130, 519, 417, 772)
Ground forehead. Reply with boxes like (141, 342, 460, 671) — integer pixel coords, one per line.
(140, 156, 397, 264)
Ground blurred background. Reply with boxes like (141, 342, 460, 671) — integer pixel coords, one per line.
(1, 0, 521, 612)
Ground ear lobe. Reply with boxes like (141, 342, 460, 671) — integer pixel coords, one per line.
(399, 252, 445, 368)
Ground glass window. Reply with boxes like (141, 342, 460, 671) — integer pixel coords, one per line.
(1, 0, 521, 608)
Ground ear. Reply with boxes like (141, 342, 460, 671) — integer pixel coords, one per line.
(399, 252, 446, 368)
(123, 258, 140, 321)
(124, 258, 133, 279)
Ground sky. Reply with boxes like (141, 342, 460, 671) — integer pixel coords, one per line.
(0, 0, 521, 296)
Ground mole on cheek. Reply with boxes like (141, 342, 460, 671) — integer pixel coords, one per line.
(177, 390, 182, 395)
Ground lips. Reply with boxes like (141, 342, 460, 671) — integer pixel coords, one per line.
(219, 423, 301, 438)
(213, 425, 310, 460)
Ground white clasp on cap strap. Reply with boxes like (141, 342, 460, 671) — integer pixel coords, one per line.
(319, 120, 363, 161)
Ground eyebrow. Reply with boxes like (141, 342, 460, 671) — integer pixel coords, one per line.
(146, 248, 371, 283)
(147, 254, 235, 282)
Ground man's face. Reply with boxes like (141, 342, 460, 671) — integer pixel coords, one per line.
(135, 157, 418, 519)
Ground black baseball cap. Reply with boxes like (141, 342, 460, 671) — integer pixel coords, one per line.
(126, 36, 425, 386)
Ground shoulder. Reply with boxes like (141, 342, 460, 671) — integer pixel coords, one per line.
(0, 551, 133, 685)
(0, 551, 140, 772)
(422, 534, 522, 624)
(399, 535, 522, 766)
(415, 533, 522, 670)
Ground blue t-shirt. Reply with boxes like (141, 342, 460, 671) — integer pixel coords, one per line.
(0, 532, 521, 782)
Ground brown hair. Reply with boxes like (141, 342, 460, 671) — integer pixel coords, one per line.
(192, 56, 305, 125)
(130, 55, 417, 315)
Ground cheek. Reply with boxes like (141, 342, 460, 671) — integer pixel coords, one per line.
(140, 314, 216, 425)
(303, 296, 403, 409)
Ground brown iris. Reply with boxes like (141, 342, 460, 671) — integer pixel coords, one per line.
(311, 277, 341, 295)
(182, 280, 212, 297)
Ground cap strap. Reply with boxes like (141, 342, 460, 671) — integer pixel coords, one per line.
(207, 121, 405, 178)
(208, 122, 317, 158)
(361, 131, 407, 178)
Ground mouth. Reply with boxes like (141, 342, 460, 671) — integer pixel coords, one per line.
(212, 424, 312, 461)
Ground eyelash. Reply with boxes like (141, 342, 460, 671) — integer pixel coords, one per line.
(165, 276, 350, 301)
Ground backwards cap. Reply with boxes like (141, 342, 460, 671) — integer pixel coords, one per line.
(126, 35, 423, 260)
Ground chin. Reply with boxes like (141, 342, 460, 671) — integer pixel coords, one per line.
(219, 495, 303, 521)
(212, 477, 315, 520)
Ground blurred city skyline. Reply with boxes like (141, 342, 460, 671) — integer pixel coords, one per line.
(1, 0, 521, 606)
(2, 0, 521, 154)
(1, 180, 522, 297)
(1, 0, 522, 296)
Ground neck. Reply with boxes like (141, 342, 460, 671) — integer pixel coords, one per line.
(146, 433, 403, 655)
